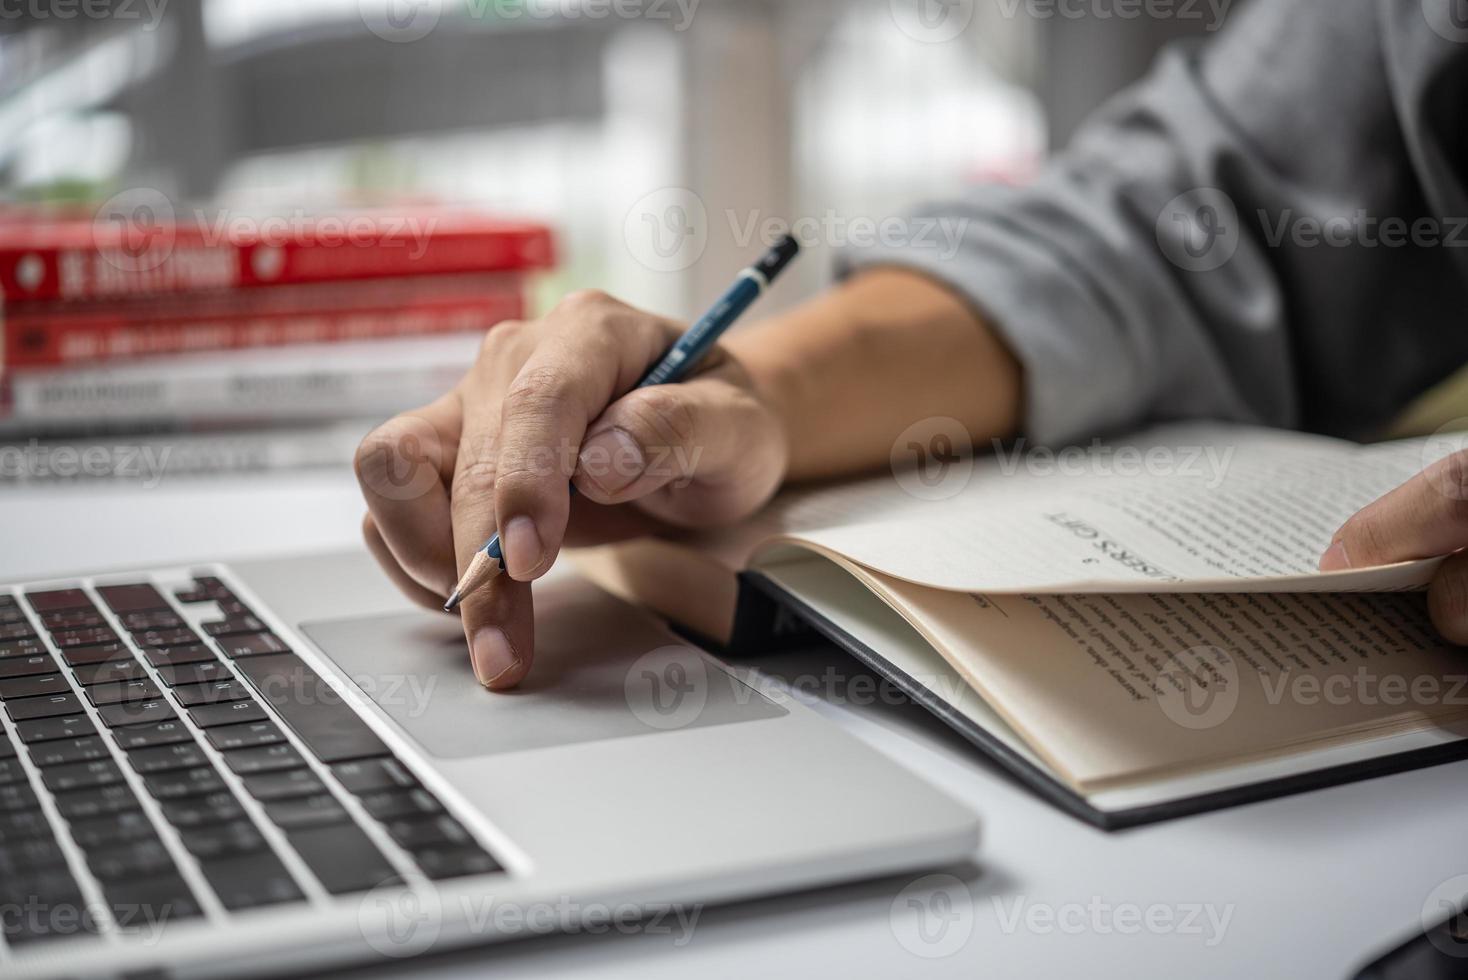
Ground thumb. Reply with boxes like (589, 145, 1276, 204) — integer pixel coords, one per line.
(572, 373, 787, 528)
(461, 571, 535, 691)
(1322, 450, 1468, 570)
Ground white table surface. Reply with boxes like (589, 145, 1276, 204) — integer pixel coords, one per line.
(3, 467, 1466, 980)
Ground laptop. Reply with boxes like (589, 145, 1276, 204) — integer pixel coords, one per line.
(0, 549, 978, 978)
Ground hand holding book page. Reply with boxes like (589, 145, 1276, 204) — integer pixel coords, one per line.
(746, 425, 1455, 595)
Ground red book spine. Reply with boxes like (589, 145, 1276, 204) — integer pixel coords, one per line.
(4, 283, 523, 369)
(0, 218, 555, 302)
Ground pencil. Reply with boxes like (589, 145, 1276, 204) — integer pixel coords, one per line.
(445, 234, 802, 612)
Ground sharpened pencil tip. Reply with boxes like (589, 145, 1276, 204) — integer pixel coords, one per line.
(444, 591, 463, 614)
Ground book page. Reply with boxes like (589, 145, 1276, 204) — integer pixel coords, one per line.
(754, 425, 1453, 594)
(855, 567, 1468, 791)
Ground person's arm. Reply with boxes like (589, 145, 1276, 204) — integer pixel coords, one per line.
(355, 271, 1019, 690)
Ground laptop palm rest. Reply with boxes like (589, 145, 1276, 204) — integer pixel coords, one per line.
(298, 581, 785, 760)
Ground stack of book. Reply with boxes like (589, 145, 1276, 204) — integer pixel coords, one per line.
(0, 208, 555, 435)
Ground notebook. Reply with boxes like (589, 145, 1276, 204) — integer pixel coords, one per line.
(575, 424, 1468, 829)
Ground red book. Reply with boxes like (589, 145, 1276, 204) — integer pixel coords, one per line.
(0, 210, 555, 302)
(3, 274, 524, 369)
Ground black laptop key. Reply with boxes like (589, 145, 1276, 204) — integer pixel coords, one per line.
(69, 810, 157, 850)
(144, 766, 226, 800)
(49, 626, 121, 649)
(89, 839, 175, 881)
(411, 846, 503, 880)
(241, 769, 327, 802)
(0, 809, 51, 843)
(86, 678, 164, 707)
(111, 719, 193, 750)
(0, 756, 26, 785)
(72, 659, 147, 686)
(41, 759, 125, 794)
(0, 638, 47, 659)
(25, 589, 94, 613)
(0, 622, 38, 641)
(96, 583, 170, 614)
(216, 633, 292, 659)
(233, 654, 389, 763)
(134, 628, 202, 649)
(142, 644, 217, 668)
(161, 792, 247, 828)
(40, 609, 107, 631)
(287, 824, 399, 895)
(202, 617, 268, 638)
(265, 794, 350, 830)
(29, 735, 111, 767)
(386, 815, 473, 850)
(222, 743, 305, 776)
(215, 600, 254, 618)
(332, 758, 417, 795)
(359, 788, 444, 821)
(104, 874, 202, 927)
(128, 742, 209, 775)
(0, 736, 14, 759)
(172, 678, 250, 707)
(155, 661, 230, 686)
(53, 784, 139, 820)
(15, 713, 96, 743)
(0, 673, 71, 700)
(0, 654, 55, 680)
(61, 642, 129, 667)
(0, 871, 94, 945)
(199, 852, 304, 911)
(98, 698, 177, 728)
(6, 692, 83, 722)
(205, 720, 285, 751)
(189, 699, 267, 729)
(0, 838, 72, 876)
(0, 782, 41, 812)
(178, 821, 268, 860)
(119, 611, 184, 632)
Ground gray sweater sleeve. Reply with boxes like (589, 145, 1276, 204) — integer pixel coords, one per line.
(842, 0, 1468, 445)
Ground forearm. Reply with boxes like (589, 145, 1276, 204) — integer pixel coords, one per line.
(726, 267, 1022, 482)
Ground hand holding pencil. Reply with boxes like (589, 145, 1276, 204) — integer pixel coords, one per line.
(355, 237, 800, 690)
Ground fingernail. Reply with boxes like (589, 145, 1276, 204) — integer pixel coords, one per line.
(472, 627, 521, 688)
(1320, 540, 1353, 571)
(578, 428, 646, 497)
(500, 516, 544, 580)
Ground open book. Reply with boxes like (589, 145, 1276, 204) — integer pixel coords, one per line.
(575, 424, 1468, 828)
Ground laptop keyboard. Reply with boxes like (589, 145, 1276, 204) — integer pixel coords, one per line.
(0, 575, 503, 949)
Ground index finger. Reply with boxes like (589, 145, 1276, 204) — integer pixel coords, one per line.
(1322, 450, 1468, 570)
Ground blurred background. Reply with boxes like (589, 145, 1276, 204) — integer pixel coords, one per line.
(0, 0, 1236, 484)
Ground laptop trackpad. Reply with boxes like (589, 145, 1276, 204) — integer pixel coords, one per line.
(298, 579, 784, 759)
